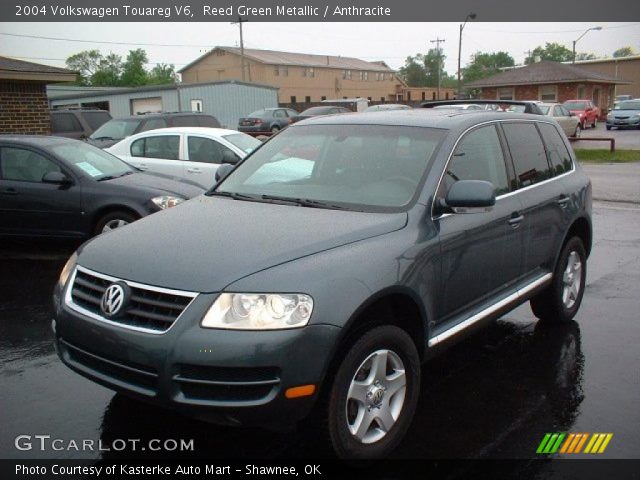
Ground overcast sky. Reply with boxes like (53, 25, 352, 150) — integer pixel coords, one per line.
(1, 22, 638, 76)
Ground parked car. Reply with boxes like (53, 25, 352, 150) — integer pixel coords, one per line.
(364, 104, 411, 112)
(0, 136, 204, 238)
(433, 103, 484, 111)
(606, 99, 640, 130)
(538, 103, 582, 137)
(50, 109, 112, 140)
(238, 108, 299, 135)
(106, 128, 261, 189)
(562, 100, 599, 129)
(87, 112, 221, 149)
(53, 106, 591, 459)
(292, 106, 352, 123)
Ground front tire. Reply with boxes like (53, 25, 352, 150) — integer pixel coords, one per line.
(530, 237, 587, 323)
(606, 125, 612, 131)
(327, 325, 420, 459)
(271, 125, 280, 134)
(95, 210, 138, 236)
(592, 117, 597, 128)
(574, 124, 582, 138)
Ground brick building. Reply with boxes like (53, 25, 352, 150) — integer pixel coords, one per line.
(570, 55, 640, 99)
(464, 61, 629, 118)
(0, 57, 76, 135)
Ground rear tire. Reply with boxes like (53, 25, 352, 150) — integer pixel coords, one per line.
(530, 237, 587, 323)
(94, 211, 138, 236)
(574, 124, 582, 138)
(271, 125, 280, 133)
(326, 325, 420, 459)
(592, 117, 597, 128)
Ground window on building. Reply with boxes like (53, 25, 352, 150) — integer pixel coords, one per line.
(359, 71, 368, 81)
(303, 67, 314, 78)
(539, 85, 557, 102)
(321, 96, 327, 101)
(380, 97, 385, 102)
(290, 96, 297, 104)
(577, 85, 586, 99)
(502, 123, 552, 187)
(367, 97, 372, 101)
(282, 66, 288, 77)
(407, 92, 412, 101)
(432, 92, 436, 100)
(342, 70, 352, 80)
(445, 92, 450, 100)
(421, 92, 426, 101)
(305, 96, 311, 103)
(497, 87, 515, 100)
(190, 99, 203, 112)
(274, 66, 280, 76)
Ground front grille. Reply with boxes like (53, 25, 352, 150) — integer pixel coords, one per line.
(60, 338, 159, 396)
(68, 267, 197, 333)
(173, 364, 281, 404)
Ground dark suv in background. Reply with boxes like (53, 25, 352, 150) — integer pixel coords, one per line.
(53, 104, 591, 459)
(88, 112, 221, 148)
(50, 109, 112, 140)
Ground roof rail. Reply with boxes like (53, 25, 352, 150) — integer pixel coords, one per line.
(420, 100, 544, 115)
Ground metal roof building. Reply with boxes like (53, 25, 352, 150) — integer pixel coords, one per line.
(48, 80, 279, 129)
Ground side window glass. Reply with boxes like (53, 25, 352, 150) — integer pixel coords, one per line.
(438, 125, 510, 198)
(503, 123, 552, 187)
(0, 147, 61, 182)
(131, 135, 179, 160)
(51, 113, 82, 133)
(538, 123, 574, 176)
(273, 110, 286, 119)
(188, 136, 225, 164)
(139, 118, 168, 131)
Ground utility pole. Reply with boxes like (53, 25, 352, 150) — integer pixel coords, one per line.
(231, 15, 248, 81)
(430, 37, 445, 100)
(457, 13, 476, 99)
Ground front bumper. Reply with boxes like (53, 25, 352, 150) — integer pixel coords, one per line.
(52, 279, 341, 427)
(606, 117, 640, 128)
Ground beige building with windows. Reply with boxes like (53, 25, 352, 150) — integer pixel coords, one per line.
(179, 47, 408, 104)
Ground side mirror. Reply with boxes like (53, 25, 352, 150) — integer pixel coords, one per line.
(215, 163, 234, 182)
(42, 171, 72, 186)
(221, 150, 239, 165)
(445, 180, 495, 213)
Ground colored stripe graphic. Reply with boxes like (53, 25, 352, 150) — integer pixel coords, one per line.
(538, 433, 612, 455)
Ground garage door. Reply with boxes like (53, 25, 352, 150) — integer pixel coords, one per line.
(131, 97, 162, 114)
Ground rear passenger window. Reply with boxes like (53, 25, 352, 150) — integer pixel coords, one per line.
(439, 125, 510, 197)
(172, 116, 197, 127)
(139, 118, 167, 131)
(130, 135, 180, 160)
(538, 123, 574, 176)
(502, 123, 552, 188)
(51, 113, 82, 133)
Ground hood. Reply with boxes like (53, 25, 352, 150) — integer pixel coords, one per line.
(77, 196, 408, 292)
(104, 171, 204, 199)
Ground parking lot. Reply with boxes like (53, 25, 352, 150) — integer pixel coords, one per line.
(573, 122, 640, 150)
(1, 196, 639, 463)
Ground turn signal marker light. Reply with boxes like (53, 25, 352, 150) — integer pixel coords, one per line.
(285, 385, 316, 399)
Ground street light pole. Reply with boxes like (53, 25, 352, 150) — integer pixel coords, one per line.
(572, 26, 602, 63)
(457, 13, 476, 98)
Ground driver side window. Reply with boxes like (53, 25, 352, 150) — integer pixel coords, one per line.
(0, 147, 61, 183)
(437, 125, 510, 199)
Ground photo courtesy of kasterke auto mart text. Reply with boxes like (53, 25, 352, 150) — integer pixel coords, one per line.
(53, 105, 592, 458)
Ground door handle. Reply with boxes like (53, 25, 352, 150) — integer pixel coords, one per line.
(557, 195, 570, 207)
(186, 168, 202, 174)
(1, 188, 18, 196)
(508, 213, 524, 228)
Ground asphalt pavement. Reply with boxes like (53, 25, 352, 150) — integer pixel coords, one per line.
(572, 122, 640, 150)
(580, 162, 640, 204)
(1, 200, 639, 465)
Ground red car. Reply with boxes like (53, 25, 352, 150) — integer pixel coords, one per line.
(563, 100, 600, 129)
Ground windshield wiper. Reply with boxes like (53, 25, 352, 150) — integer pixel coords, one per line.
(90, 136, 116, 141)
(260, 194, 349, 210)
(207, 191, 257, 201)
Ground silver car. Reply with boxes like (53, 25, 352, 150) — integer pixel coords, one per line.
(607, 99, 640, 130)
(538, 103, 581, 138)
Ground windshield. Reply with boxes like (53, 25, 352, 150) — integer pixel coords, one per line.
(614, 100, 640, 110)
(51, 142, 134, 180)
(564, 101, 588, 110)
(300, 107, 333, 115)
(214, 124, 444, 211)
(223, 133, 262, 153)
(89, 119, 141, 140)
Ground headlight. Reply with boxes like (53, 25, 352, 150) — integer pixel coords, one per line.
(57, 252, 77, 290)
(151, 195, 185, 209)
(607, 113, 613, 119)
(201, 293, 314, 330)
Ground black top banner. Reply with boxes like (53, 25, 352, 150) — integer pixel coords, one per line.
(3, 0, 640, 22)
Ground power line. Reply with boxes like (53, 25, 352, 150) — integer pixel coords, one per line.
(472, 22, 640, 34)
(4, 55, 188, 66)
(0, 32, 214, 47)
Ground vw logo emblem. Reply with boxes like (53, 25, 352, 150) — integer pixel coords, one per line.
(100, 282, 130, 317)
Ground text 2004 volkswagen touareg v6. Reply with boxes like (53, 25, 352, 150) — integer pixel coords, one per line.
(53, 107, 592, 458)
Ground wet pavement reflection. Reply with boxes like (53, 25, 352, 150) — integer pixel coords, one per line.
(1, 202, 639, 461)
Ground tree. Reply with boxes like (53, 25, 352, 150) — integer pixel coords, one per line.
(120, 49, 148, 87)
(525, 42, 574, 64)
(399, 55, 428, 87)
(575, 52, 597, 61)
(613, 46, 635, 58)
(66, 49, 105, 85)
(463, 51, 515, 83)
(148, 64, 178, 85)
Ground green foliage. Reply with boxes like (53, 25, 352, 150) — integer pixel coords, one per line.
(399, 49, 456, 88)
(613, 46, 635, 58)
(463, 51, 515, 83)
(525, 42, 574, 64)
(575, 149, 640, 163)
(575, 52, 597, 61)
(65, 49, 177, 87)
